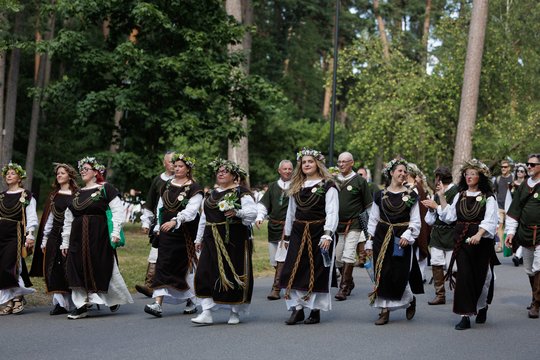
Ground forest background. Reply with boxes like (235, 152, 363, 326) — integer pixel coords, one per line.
(0, 0, 538, 205)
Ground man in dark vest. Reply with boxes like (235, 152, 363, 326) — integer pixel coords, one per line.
(422, 167, 458, 305)
(136, 151, 175, 297)
(334, 152, 372, 301)
(256, 160, 293, 300)
(506, 153, 540, 318)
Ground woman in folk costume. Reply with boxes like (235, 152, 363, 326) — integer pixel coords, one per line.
(192, 159, 256, 325)
(439, 159, 499, 330)
(61, 157, 133, 319)
(0, 163, 38, 315)
(144, 153, 203, 317)
(40, 163, 79, 315)
(365, 158, 423, 325)
(279, 148, 339, 325)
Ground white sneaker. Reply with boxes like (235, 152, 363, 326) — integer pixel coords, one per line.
(144, 302, 162, 318)
(191, 310, 213, 325)
(227, 311, 240, 325)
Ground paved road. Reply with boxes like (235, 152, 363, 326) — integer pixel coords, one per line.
(1, 255, 537, 360)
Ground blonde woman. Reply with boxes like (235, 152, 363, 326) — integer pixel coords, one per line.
(280, 148, 338, 325)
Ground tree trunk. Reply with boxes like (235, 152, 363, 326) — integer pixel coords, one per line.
(451, 0, 489, 181)
(322, 56, 332, 118)
(373, 0, 390, 60)
(0, 49, 6, 161)
(1, 12, 23, 166)
(226, 0, 251, 185)
(422, 0, 432, 69)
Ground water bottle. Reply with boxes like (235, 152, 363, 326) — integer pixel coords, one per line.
(321, 248, 331, 268)
(364, 257, 375, 283)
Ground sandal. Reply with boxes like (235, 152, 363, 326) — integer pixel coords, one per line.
(12, 298, 24, 314)
(0, 300, 14, 315)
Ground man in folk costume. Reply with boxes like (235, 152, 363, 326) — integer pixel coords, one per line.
(136, 151, 175, 297)
(334, 152, 372, 301)
(256, 160, 293, 300)
(506, 153, 540, 318)
(422, 167, 458, 305)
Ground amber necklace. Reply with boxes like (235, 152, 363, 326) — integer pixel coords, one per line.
(0, 190, 25, 217)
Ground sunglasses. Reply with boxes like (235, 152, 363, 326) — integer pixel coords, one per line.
(526, 162, 540, 168)
(517, 169, 526, 173)
(501, 165, 510, 168)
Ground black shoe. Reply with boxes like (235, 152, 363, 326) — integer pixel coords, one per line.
(476, 306, 488, 324)
(285, 308, 304, 325)
(67, 307, 88, 320)
(109, 305, 120, 313)
(512, 256, 520, 267)
(304, 310, 320, 325)
(406, 296, 416, 320)
(455, 316, 471, 330)
(49, 304, 68, 316)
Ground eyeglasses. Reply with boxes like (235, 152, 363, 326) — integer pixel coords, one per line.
(337, 160, 352, 165)
(80, 167, 93, 173)
(526, 162, 540, 168)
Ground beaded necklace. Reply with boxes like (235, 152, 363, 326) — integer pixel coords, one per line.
(294, 181, 325, 210)
(162, 183, 190, 212)
(72, 187, 103, 211)
(0, 191, 25, 218)
(206, 187, 238, 210)
(380, 188, 412, 217)
(458, 191, 485, 220)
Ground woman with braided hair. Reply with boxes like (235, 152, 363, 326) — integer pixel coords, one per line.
(191, 159, 256, 325)
(279, 148, 338, 325)
(365, 158, 423, 326)
(144, 153, 203, 318)
(0, 163, 38, 315)
(39, 163, 79, 315)
(60, 157, 133, 319)
(439, 159, 498, 330)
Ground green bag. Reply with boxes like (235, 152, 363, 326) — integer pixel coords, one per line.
(103, 185, 126, 249)
(502, 234, 512, 257)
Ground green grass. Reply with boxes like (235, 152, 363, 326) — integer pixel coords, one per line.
(25, 221, 275, 306)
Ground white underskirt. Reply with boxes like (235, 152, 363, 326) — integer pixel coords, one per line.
(371, 284, 414, 311)
(71, 260, 133, 308)
(153, 272, 196, 305)
(284, 290, 332, 311)
(0, 275, 35, 304)
(53, 293, 72, 310)
(199, 297, 250, 315)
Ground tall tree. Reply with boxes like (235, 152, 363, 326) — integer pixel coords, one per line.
(451, 0, 489, 180)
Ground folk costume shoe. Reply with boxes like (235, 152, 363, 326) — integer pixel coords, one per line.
(475, 305, 488, 324)
(267, 262, 284, 300)
(374, 309, 389, 325)
(191, 310, 213, 325)
(67, 306, 88, 320)
(304, 310, 320, 325)
(455, 316, 471, 330)
(428, 265, 446, 305)
(135, 262, 156, 298)
(285, 308, 305, 325)
(406, 296, 416, 320)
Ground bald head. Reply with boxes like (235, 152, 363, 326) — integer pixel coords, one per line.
(337, 152, 354, 176)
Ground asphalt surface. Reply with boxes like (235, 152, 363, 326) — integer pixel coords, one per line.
(1, 255, 537, 360)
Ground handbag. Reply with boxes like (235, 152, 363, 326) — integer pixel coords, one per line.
(103, 186, 126, 249)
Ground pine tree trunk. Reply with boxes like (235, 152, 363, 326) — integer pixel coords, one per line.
(452, 0, 489, 181)
(373, 0, 390, 60)
(422, 0, 432, 69)
(226, 0, 251, 185)
(1, 12, 23, 166)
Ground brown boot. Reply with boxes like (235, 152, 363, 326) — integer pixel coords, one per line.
(529, 273, 540, 319)
(527, 275, 535, 310)
(135, 263, 156, 298)
(356, 242, 367, 268)
(335, 263, 354, 301)
(428, 265, 446, 305)
(267, 262, 284, 300)
(374, 308, 389, 325)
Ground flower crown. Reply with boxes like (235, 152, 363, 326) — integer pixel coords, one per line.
(461, 158, 491, 178)
(1, 162, 27, 179)
(78, 156, 106, 174)
(209, 158, 248, 179)
(383, 158, 408, 179)
(296, 148, 325, 162)
(171, 153, 195, 168)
